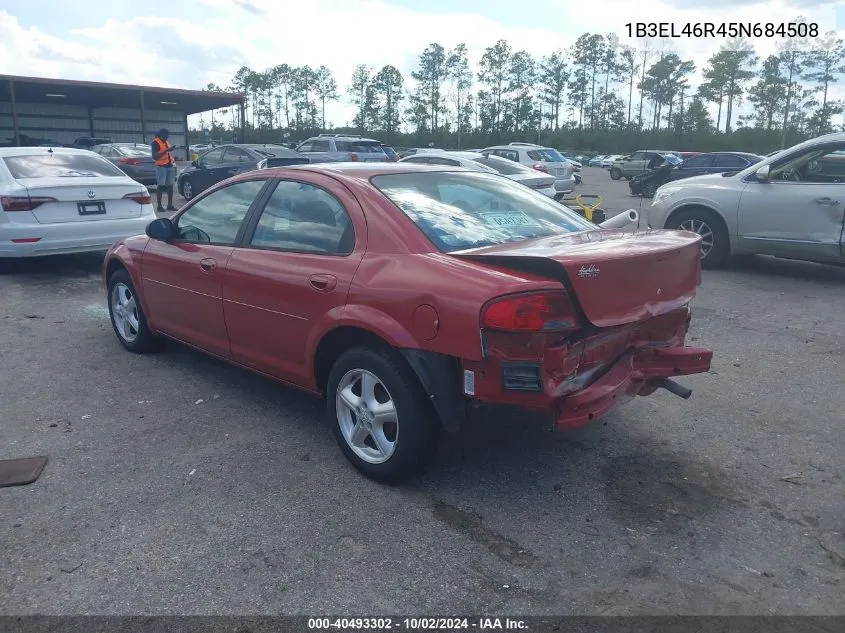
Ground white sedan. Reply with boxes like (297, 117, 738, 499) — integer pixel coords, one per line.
(399, 150, 559, 198)
(0, 147, 156, 259)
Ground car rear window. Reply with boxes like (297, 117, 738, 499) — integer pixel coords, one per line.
(3, 153, 127, 178)
(527, 148, 565, 162)
(473, 156, 525, 175)
(119, 146, 150, 157)
(336, 141, 385, 153)
(371, 171, 593, 253)
(380, 145, 397, 157)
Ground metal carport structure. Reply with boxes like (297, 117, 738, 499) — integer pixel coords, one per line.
(0, 74, 246, 159)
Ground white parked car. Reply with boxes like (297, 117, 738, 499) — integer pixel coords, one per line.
(399, 150, 559, 198)
(601, 155, 626, 168)
(0, 147, 156, 259)
(480, 143, 576, 193)
(645, 132, 845, 268)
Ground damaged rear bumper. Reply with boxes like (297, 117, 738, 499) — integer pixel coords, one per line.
(555, 345, 712, 429)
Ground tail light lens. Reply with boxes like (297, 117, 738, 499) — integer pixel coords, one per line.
(123, 191, 152, 205)
(481, 291, 580, 333)
(118, 157, 143, 166)
(1, 195, 57, 211)
(349, 152, 359, 162)
(531, 163, 549, 173)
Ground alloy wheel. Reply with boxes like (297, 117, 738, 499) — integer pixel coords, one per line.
(678, 218, 715, 259)
(335, 368, 398, 464)
(110, 282, 140, 343)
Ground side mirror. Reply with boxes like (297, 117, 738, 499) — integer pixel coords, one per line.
(755, 165, 771, 182)
(146, 217, 175, 241)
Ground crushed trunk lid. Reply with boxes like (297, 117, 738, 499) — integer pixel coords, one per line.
(452, 229, 702, 328)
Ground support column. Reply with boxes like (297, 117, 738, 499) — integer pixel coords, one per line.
(184, 112, 190, 161)
(239, 100, 246, 143)
(139, 90, 147, 143)
(9, 80, 20, 147)
(87, 106, 95, 137)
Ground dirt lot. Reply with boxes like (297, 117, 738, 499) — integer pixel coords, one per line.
(1, 169, 844, 615)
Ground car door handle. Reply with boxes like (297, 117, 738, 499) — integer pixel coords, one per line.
(200, 258, 217, 272)
(309, 274, 337, 291)
(814, 197, 839, 206)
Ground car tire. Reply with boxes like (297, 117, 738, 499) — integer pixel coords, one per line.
(181, 177, 194, 200)
(610, 168, 622, 180)
(667, 207, 729, 269)
(107, 268, 160, 353)
(326, 346, 439, 483)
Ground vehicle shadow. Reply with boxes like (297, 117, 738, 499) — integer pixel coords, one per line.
(0, 252, 105, 279)
(137, 340, 746, 551)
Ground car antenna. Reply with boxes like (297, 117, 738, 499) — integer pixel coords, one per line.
(47, 147, 53, 154)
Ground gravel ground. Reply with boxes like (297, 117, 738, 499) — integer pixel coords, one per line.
(1, 169, 843, 615)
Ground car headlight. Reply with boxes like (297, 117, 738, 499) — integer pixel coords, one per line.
(257, 159, 268, 169)
(652, 187, 680, 206)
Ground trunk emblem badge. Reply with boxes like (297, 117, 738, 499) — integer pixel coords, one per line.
(87, 190, 96, 199)
(578, 264, 600, 278)
(657, 288, 663, 295)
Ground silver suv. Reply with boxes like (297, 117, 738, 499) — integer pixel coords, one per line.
(295, 134, 394, 163)
(481, 142, 575, 194)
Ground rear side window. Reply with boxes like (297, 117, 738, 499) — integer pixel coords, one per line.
(3, 153, 126, 178)
(712, 154, 748, 168)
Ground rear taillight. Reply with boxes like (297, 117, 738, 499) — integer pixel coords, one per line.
(1, 195, 57, 212)
(123, 191, 152, 205)
(481, 291, 580, 333)
(350, 152, 359, 162)
(531, 163, 549, 173)
(118, 157, 143, 166)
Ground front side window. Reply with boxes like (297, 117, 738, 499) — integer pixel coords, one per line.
(175, 179, 267, 244)
(371, 171, 594, 253)
(250, 180, 355, 254)
(3, 153, 127, 178)
(200, 149, 225, 166)
(310, 140, 331, 152)
(770, 144, 845, 183)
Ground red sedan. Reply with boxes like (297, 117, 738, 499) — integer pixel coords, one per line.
(102, 163, 713, 481)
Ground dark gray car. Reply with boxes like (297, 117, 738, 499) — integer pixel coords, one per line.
(91, 142, 157, 185)
(295, 134, 393, 163)
(177, 143, 309, 200)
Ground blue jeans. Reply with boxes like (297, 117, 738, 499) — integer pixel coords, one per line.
(156, 165, 176, 187)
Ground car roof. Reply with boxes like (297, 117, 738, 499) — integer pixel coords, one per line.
(255, 162, 472, 182)
(0, 146, 94, 156)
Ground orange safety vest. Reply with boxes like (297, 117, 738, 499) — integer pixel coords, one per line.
(154, 137, 174, 166)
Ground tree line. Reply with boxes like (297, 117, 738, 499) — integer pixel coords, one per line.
(198, 16, 845, 154)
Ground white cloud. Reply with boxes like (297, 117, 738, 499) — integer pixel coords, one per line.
(2, 0, 845, 129)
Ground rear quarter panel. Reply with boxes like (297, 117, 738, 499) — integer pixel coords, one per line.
(332, 175, 561, 362)
(344, 253, 559, 361)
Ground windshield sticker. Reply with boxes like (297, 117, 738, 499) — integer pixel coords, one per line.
(481, 212, 541, 228)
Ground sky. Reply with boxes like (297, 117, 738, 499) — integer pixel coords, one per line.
(2, 0, 845, 131)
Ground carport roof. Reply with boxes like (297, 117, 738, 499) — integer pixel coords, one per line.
(0, 74, 245, 114)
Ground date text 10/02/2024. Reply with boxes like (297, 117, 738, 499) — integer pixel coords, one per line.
(625, 22, 819, 38)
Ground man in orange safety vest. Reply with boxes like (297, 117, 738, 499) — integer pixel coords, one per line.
(151, 128, 179, 213)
